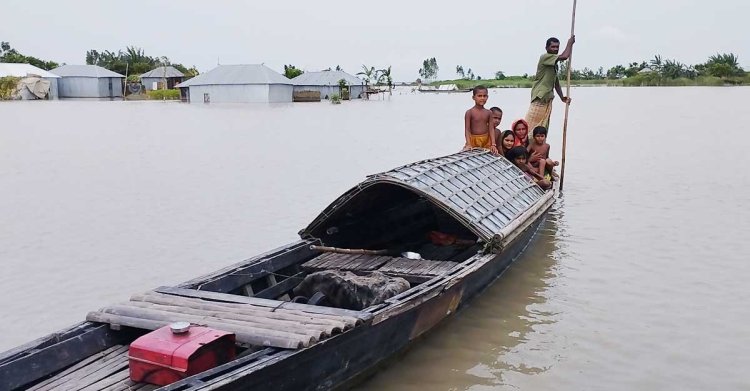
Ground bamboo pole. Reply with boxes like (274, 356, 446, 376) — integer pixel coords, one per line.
(559, 0, 577, 192)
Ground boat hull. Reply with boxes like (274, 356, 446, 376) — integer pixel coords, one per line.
(160, 204, 550, 391)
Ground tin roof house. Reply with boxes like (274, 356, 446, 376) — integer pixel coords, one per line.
(176, 64, 292, 103)
(292, 70, 365, 100)
(50, 65, 124, 99)
(140, 66, 185, 90)
(0, 63, 60, 100)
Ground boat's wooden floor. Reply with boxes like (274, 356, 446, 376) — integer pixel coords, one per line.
(302, 253, 457, 282)
(86, 290, 368, 350)
(27, 345, 156, 391)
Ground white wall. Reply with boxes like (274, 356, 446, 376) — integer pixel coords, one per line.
(187, 84, 292, 103)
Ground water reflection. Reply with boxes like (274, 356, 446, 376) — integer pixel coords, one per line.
(356, 203, 563, 391)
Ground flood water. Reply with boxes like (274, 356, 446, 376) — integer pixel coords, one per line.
(2, 87, 749, 390)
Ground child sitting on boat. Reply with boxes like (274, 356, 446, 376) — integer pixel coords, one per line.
(462, 86, 499, 154)
(527, 126, 559, 179)
(497, 130, 516, 158)
(506, 146, 552, 190)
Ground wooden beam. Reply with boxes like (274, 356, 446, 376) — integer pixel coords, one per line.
(0, 324, 121, 391)
(254, 272, 306, 300)
(178, 240, 316, 293)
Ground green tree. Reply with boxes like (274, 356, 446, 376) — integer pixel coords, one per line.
(283, 64, 304, 79)
(0, 41, 59, 70)
(649, 55, 663, 72)
(377, 66, 393, 94)
(418, 57, 439, 81)
(494, 71, 506, 80)
(357, 65, 376, 85)
(699, 53, 744, 78)
(456, 65, 465, 79)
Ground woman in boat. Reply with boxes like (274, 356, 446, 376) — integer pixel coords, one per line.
(506, 146, 552, 190)
(497, 130, 516, 158)
(511, 119, 531, 148)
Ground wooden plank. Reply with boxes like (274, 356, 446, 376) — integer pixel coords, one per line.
(130, 292, 349, 329)
(359, 255, 392, 270)
(179, 240, 316, 293)
(77, 368, 130, 391)
(27, 345, 126, 391)
(0, 322, 96, 366)
(67, 355, 129, 390)
(0, 323, 121, 391)
(28, 346, 128, 391)
(154, 286, 373, 322)
(254, 272, 306, 300)
(86, 312, 309, 349)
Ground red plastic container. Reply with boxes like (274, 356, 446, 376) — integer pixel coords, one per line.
(128, 324, 236, 386)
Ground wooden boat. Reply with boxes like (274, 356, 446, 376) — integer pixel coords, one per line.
(418, 84, 471, 93)
(0, 150, 555, 391)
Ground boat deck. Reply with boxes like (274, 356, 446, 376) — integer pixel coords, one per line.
(86, 290, 372, 350)
(302, 252, 458, 283)
(26, 345, 157, 391)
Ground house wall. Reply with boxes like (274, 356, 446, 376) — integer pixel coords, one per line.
(97, 77, 123, 98)
(186, 84, 292, 103)
(45, 78, 59, 100)
(293, 85, 364, 99)
(142, 77, 183, 90)
(58, 77, 122, 98)
(57, 77, 99, 98)
(267, 84, 293, 103)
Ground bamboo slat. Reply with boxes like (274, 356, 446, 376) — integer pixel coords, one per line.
(130, 292, 351, 329)
(86, 312, 310, 350)
(103, 303, 327, 340)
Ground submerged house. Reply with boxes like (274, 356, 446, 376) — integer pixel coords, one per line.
(0, 63, 60, 100)
(176, 64, 292, 103)
(140, 66, 185, 90)
(292, 70, 365, 100)
(50, 65, 124, 99)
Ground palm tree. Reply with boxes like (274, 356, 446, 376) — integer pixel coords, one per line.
(356, 65, 376, 86)
(378, 66, 393, 95)
(649, 55, 663, 72)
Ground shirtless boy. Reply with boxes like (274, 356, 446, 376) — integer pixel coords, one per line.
(527, 126, 559, 178)
(463, 86, 498, 154)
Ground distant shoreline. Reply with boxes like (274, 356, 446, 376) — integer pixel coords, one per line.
(428, 75, 750, 88)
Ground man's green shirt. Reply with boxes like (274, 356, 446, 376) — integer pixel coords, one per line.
(530, 53, 559, 103)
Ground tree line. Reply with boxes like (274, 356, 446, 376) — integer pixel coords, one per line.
(85, 47, 198, 79)
(1, 41, 198, 80)
(561, 53, 745, 81)
(1, 42, 59, 70)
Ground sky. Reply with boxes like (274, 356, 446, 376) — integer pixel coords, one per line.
(2, 0, 749, 81)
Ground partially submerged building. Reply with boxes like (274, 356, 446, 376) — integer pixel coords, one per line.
(292, 70, 365, 100)
(50, 65, 124, 99)
(176, 64, 292, 103)
(140, 66, 185, 90)
(0, 63, 60, 100)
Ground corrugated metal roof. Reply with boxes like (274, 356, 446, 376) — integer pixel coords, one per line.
(140, 66, 184, 78)
(301, 150, 548, 243)
(0, 63, 60, 78)
(50, 65, 124, 78)
(292, 70, 363, 86)
(176, 64, 291, 87)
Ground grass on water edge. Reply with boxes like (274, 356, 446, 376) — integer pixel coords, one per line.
(146, 89, 180, 100)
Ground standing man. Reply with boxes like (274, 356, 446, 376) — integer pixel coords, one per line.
(525, 35, 575, 131)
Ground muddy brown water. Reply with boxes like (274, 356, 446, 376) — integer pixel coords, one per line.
(2, 87, 749, 390)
